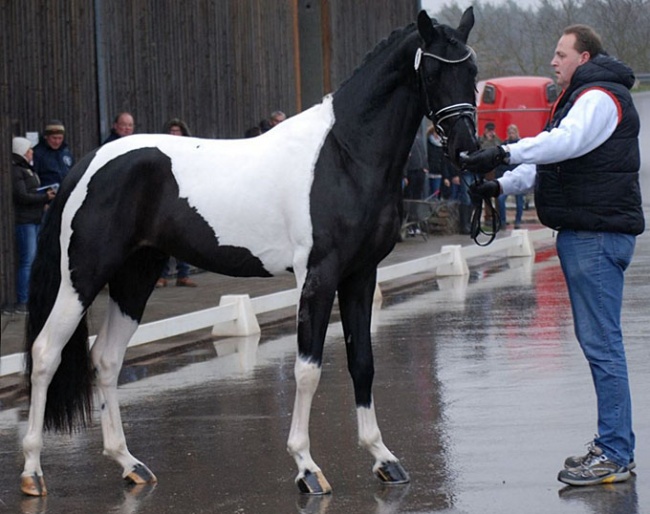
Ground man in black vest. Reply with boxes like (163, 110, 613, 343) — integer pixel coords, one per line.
(462, 25, 643, 486)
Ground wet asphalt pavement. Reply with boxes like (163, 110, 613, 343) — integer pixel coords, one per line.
(0, 233, 648, 514)
(1, 92, 649, 513)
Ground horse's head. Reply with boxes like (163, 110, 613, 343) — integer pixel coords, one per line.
(415, 8, 479, 168)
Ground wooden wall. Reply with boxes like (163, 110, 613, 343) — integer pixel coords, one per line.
(0, 0, 417, 308)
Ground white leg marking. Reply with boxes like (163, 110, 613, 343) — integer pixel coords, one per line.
(357, 400, 398, 471)
(22, 293, 86, 478)
(90, 299, 143, 477)
(287, 356, 322, 475)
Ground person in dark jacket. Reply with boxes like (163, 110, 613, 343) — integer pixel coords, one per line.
(32, 119, 74, 188)
(102, 112, 135, 145)
(10, 137, 56, 314)
(463, 25, 643, 487)
(426, 124, 457, 199)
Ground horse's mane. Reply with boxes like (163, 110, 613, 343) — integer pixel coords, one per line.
(337, 23, 417, 90)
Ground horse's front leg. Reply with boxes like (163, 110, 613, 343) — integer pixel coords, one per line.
(287, 268, 337, 495)
(338, 268, 409, 485)
(91, 298, 157, 485)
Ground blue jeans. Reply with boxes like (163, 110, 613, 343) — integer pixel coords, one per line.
(556, 230, 636, 467)
(498, 194, 524, 226)
(15, 223, 40, 304)
(458, 170, 477, 206)
(162, 258, 190, 279)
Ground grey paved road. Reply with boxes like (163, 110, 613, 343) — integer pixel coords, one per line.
(0, 229, 648, 513)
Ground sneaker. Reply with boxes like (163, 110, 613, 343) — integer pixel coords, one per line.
(176, 277, 197, 287)
(558, 451, 631, 486)
(155, 278, 167, 288)
(15, 303, 29, 315)
(564, 443, 636, 471)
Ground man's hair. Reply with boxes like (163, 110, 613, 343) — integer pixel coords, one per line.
(563, 25, 603, 58)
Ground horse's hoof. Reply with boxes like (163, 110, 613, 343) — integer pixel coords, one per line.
(375, 460, 410, 485)
(124, 463, 158, 485)
(21, 473, 47, 496)
(296, 470, 332, 495)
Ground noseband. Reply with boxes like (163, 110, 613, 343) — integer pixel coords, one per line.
(414, 46, 477, 147)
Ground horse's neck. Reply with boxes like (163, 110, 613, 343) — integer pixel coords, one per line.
(331, 37, 422, 178)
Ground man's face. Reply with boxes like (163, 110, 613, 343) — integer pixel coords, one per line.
(270, 113, 285, 126)
(551, 33, 589, 89)
(45, 134, 64, 150)
(114, 115, 134, 137)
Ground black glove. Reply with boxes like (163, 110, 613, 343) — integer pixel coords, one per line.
(461, 146, 508, 174)
(469, 180, 500, 205)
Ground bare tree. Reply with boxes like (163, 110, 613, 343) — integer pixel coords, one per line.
(429, 0, 648, 81)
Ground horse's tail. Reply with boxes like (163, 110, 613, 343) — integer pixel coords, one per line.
(25, 156, 95, 433)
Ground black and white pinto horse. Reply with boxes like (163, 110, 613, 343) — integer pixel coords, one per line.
(21, 9, 478, 496)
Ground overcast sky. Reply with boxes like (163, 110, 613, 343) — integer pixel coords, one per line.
(421, 0, 543, 13)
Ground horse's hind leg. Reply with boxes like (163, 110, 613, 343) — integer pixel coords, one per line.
(21, 288, 87, 496)
(337, 268, 409, 485)
(91, 248, 166, 485)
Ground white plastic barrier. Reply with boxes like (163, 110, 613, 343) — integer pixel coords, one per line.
(0, 228, 554, 377)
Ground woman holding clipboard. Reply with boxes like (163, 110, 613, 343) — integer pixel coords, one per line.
(8, 137, 56, 315)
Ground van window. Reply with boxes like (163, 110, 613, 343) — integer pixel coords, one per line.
(482, 85, 496, 104)
(546, 83, 559, 103)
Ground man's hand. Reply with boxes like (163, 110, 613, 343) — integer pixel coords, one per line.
(460, 146, 508, 174)
(469, 180, 500, 205)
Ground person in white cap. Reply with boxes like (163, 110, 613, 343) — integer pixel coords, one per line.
(9, 137, 56, 314)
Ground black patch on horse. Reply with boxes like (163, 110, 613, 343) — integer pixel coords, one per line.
(68, 148, 271, 312)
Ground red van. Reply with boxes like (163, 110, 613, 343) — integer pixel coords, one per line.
(477, 76, 559, 139)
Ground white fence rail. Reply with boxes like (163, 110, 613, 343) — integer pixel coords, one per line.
(0, 228, 554, 377)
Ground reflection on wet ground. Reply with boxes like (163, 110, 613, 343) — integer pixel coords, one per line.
(1, 241, 648, 514)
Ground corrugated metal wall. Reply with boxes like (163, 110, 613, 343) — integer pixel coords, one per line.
(0, 0, 417, 308)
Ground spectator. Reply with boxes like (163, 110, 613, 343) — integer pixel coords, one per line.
(156, 118, 197, 288)
(163, 117, 191, 137)
(463, 24, 643, 486)
(479, 122, 503, 224)
(495, 124, 525, 229)
(244, 126, 261, 138)
(426, 124, 456, 199)
(102, 112, 135, 145)
(269, 110, 286, 127)
(403, 132, 428, 200)
(258, 110, 286, 134)
(32, 119, 74, 189)
(479, 122, 502, 148)
(259, 118, 272, 133)
(9, 137, 56, 314)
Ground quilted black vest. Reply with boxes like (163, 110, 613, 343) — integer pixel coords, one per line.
(535, 55, 644, 235)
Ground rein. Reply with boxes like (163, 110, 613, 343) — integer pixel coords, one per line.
(414, 46, 477, 147)
(468, 176, 501, 246)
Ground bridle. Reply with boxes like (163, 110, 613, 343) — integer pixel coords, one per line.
(414, 45, 477, 147)
(415, 43, 500, 247)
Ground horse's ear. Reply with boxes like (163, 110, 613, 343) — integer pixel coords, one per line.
(417, 10, 439, 46)
(456, 7, 475, 43)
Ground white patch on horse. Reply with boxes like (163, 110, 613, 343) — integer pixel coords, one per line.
(164, 96, 336, 274)
(287, 356, 323, 474)
(357, 403, 399, 470)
